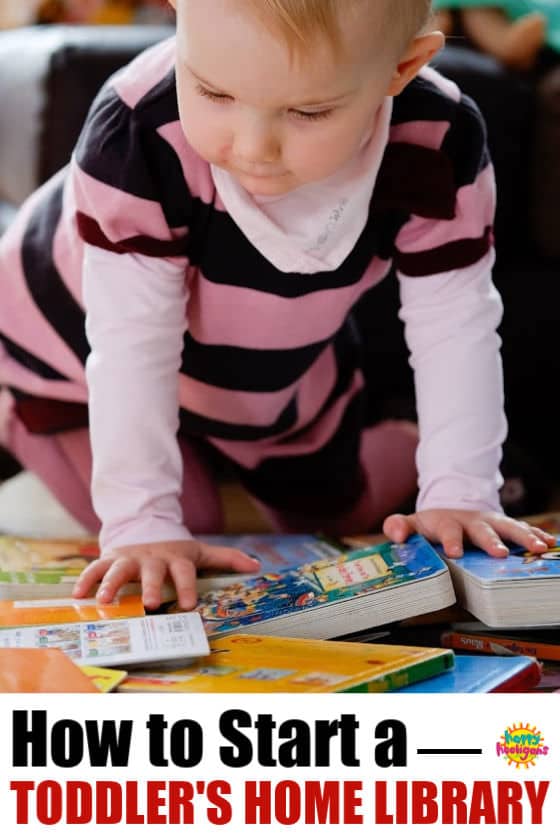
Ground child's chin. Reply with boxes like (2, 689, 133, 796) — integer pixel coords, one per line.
(236, 173, 295, 197)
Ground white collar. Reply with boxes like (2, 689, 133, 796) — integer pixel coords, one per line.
(211, 97, 393, 274)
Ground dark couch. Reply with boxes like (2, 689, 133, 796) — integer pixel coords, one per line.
(1, 24, 559, 511)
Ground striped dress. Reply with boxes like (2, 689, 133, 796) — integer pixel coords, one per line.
(0, 37, 505, 549)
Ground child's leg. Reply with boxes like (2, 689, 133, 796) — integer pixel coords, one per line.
(178, 437, 225, 534)
(1, 389, 224, 536)
(254, 419, 419, 536)
(3, 406, 101, 534)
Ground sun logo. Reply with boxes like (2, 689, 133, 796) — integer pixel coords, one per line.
(496, 723, 549, 768)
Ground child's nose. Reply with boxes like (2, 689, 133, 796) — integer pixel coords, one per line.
(233, 118, 280, 164)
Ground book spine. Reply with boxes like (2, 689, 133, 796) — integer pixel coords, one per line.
(342, 653, 455, 693)
(441, 631, 560, 662)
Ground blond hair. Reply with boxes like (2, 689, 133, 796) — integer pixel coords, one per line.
(245, 0, 433, 56)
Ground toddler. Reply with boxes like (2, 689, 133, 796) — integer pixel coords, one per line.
(0, 0, 554, 609)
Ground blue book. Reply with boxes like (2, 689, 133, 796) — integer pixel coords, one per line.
(193, 534, 456, 640)
(195, 534, 343, 593)
(438, 538, 560, 629)
(397, 654, 542, 693)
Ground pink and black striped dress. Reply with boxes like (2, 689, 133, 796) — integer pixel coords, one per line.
(0, 37, 505, 550)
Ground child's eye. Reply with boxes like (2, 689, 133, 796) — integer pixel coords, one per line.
(290, 108, 334, 122)
(196, 84, 233, 103)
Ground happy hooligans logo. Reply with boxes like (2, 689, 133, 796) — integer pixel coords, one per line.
(496, 723, 549, 768)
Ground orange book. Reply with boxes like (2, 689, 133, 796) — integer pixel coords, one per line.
(0, 648, 100, 693)
(0, 594, 145, 627)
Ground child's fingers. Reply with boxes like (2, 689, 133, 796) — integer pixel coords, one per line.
(167, 557, 198, 611)
(96, 556, 140, 603)
(486, 518, 550, 554)
(382, 513, 415, 544)
(434, 520, 464, 558)
(464, 520, 509, 557)
(72, 557, 115, 598)
(140, 557, 171, 611)
(523, 526, 556, 547)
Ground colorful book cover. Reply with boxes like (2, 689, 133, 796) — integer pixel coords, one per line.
(194, 534, 453, 639)
(80, 665, 128, 692)
(0, 612, 209, 668)
(0, 594, 145, 627)
(397, 654, 542, 693)
(441, 537, 560, 584)
(0, 648, 100, 693)
(195, 534, 344, 591)
(441, 628, 560, 661)
(117, 633, 455, 693)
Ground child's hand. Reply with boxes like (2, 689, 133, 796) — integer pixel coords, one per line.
(72, 540, 261, 611)
(382, 509, 556, 558)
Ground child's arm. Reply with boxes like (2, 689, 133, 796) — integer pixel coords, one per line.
(66, 62, 260, 608)
(73, 244, 259, 609)
(384, 250, 554, 557)
(382, 83, 554, 557)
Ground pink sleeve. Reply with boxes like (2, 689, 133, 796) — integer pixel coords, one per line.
(83, 243, 192, 552)
(397, 249, 506, 513)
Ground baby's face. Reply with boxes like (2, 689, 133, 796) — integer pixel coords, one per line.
(173, 0, 403, 196)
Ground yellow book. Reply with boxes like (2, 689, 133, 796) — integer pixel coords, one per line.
(0, 594, 145, 627)
(118, 633, 455, 693)
(81, 665, 128, 693)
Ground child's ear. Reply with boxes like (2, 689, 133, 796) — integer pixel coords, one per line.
(387, 32, 445, 96)
(168, 0, 177, 9)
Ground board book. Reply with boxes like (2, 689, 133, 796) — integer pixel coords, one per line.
(0, 612, 209, 669)
(117, 633, 455, 693)
(192, 534, 456, 640)
(0, 647, 100, 693)
(437, 538, 560, 628)
(396, 653, 542, 693)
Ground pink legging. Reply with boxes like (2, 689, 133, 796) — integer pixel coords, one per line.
(1, 390, 418, 537)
